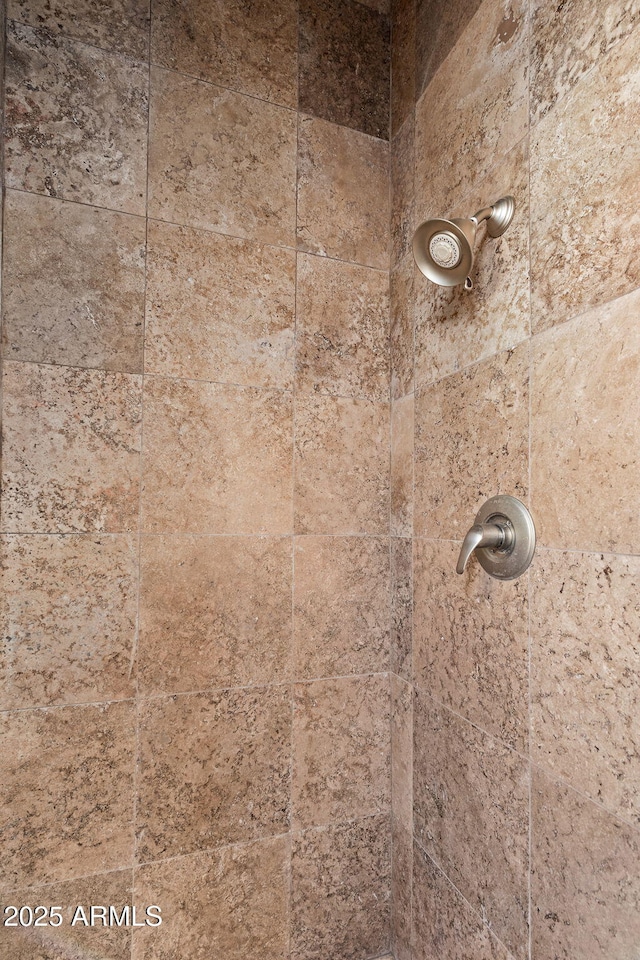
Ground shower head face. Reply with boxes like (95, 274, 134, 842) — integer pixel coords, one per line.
(412, 217, 476, 287)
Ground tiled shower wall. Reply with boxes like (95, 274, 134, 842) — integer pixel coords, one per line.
(0, 1, 394, 958)
(390, 0, 640, 958)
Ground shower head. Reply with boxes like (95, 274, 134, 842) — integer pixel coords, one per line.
(412, 196, 515, 289)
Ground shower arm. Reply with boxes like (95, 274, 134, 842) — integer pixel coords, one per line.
(471, 206, 494, 225)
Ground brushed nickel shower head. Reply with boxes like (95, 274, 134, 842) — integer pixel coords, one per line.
(412, 196, 515, 289)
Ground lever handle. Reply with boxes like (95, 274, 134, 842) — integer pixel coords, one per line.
(456, 522, 512, 575)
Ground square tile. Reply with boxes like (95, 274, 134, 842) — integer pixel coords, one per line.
(292, 676, 391, 827)
(141, 377, 293, 534)
(295, 253, 389, 401)
(3, 191, 145, 372)
(391, 393, 413, 537)
(0, 534, 137, 709)
(150, 0, 297, 107)
(1, 362, 142, 534)
(136, 687, 291, 861)
(139, 535, 292, 695)
(297, 115, 389, 270)
(5, 22, 148, 214)
(0, 701, 135, 887)
(299, 0, 390, 139)
(293, 536, 390, 679)
(294, 394, 389, 535)
(145, 220, 295, 387)
(148, 67, 297, 246)
(7, 0, 150, 59)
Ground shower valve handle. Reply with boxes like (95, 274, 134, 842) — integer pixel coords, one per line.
(454, 496, 536, 581)
(456, 521, 513, 575)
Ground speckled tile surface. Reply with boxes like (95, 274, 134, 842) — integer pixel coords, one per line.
(415, 0, 483, 98)
(391, 394, 413, 537)
(391, 537, 412, 681)
(391, 114, 415, 269)
(8, 0, 150, 59)
(390, 254, 415, 400)
(391, 0, 415, 135)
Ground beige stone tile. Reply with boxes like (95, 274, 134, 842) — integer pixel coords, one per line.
(414, 539, 529, 753)
(412, 843, 511, 960)
(391, 820, 412, 960)
(136, 687, 291, 862)
(413, 692, 529, 958)
(414, 138, 530, 386)
(5, 23, 148, 215)
(531, 549, 640, 825)
(532, 767, 640, 960)
(391, 254, 415, 399)
(292, 676, 391, 828)
(8, 0, 150, 59)
(291, 816, 391, 960)
(148, 68, 296, 247)
(295, 253, 390, 402)
(531, 290, 640, 553)
(391, 537, 412, 681)
(391, 675, 412, 832)
(293, 536, 390, 679)
(3, 191, 145, 373)
(530, 0, 640, 123)
(294, 394, 389, 535)
(0, 701, 135, 887)
(391, 113, 415, 267)
(0, 534, 137, 709)
(132, 838, 288, 960)
(414, 343, 529, 540)
(391, 394, 413, 537)
(151, 0, 297, 108)
(1, 362, 142, 534)
(414, 0, 528, 222)
(530, 26, 640, 333)
(141, 376, 293, 534)
(145, 220, 295, 387)
(391, 0, 415, 136)
(139, 535, 292, 696)
(297, 115, 390, 270)
(0, 869, 133, 959)
(415, 0, 483, 99)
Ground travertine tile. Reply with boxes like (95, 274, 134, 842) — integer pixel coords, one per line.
(151, 0, 297, 108)
(531, 549, 640, 825)
(299, 0, 390, 139)
(294, 394, 389, 535)
(391, 394, 413, 537)
(390, 254, 415, 399)
(391, 0, 415, 136)
(8, 0, 150, 59)
(139, 535, 292, 695)
(413, 693, 529, 957)
(0, 701, 135, 887)
(414, 138, 530, 386)
(412, 843, 511, 960)
(295, 254, 390, 401)
(293, 536, 390, 679)
(414, 0, 528, 221)
(1, 362, 142, 534)
(293, 676, 391, 828)
(145, 220, 295, 387)
(391, 537, 412, 681)
(297, 115, 390, 270)
(391, 675, 412, 832)
(391, 113, 415, 267)
(0, 534, 137, 709)
(148, 67, 297, 247)
(2, 191, 145, 372)
(137, 687, 291, 861)
(530, 0, 640, 122)
(291, 816, 391, 960)
(5, 22, 148, 214)
(530, 26, 640, 332)
(132, 838, 288, 960)
(413, 539, 529, 753)
(530, 290, 640, 553)
(141, 377, 293, 534)
(414, 343, 529, 540)
(532, 767, 640, 960)
(391, 820, 412, 960)
(415, 0, 483, 97)
(0, 869, 133, 959)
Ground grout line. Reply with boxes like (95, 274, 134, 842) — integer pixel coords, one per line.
(526, 4, 534, 956)
(7, 15, 150, 69)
